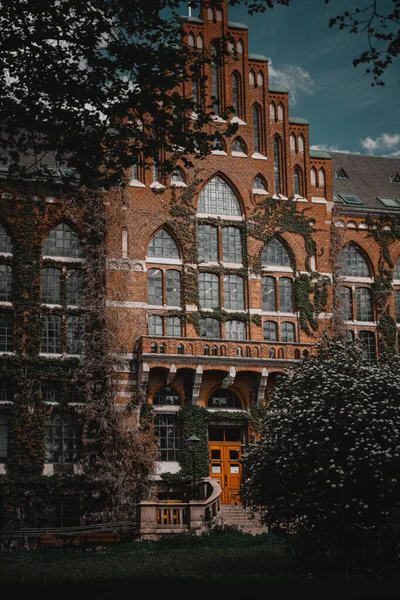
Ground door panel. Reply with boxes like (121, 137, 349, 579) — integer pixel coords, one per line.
(209, 442, 242, 504)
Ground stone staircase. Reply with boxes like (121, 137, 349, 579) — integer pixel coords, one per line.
(219, 504, 269, 535)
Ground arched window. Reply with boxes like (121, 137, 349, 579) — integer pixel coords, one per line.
(188, 33, 194, 47)
(290, 134, 296, 152)
(166, 270, 181, 306)
(262, 238, 291, 268)
(154, 414, 180, 461)
(310, 167, 317, 186)
(208, 388, 242, 409)
(153, 386, 181, 406)
(358, 331, 376, 361)
(249, 70, 255, 86)
(356, 288, 373, 321)
(257, 71, 264, 87)
(281, 321, 296, 342)
(197, 176, 241, 216)
(269, 102, 276, 120)
(148, 269, 163, 305)
(171, 169, 184, 184)
(207, 7, 213, 19)
(147, 229, 179, 259)
(279, 278, 294, 312)
(225, 320, 246, 340)
(200, 318, 220, 339)
(43, 223, 84, 258)
(232, 72, 241, 117)
(338, 245, 371, 278)
(0, 224, 12, 253)
(262, 276, 276, 311)
(212, 137, 225, 153)
(253, 105, 261, 153)
(197, 34, 203, 49)
(394, 258, 400, 280)
(222, 227, 242, 263)
(338, 286, 352, 320)
(273, 137, 282, 194)
(319, 168, 325, 188)
(148, 314, 163, 336)
(198, 224, 218, 262)
(211, 41, 221, 114)
(232, 138, 246, 154)
(294, 167, 302, 196)
(237, 40, 243, 54)
(216, 8, 222, 21)
(277, 103, 284, 120)
(263, 321, 278, 341)
(298, 135, 305, 153)
(253, 175, 268, 192)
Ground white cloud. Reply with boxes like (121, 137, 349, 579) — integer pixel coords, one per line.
(268, 59, 317, 104)
(359, 133, 400, 156)
(310, 144, 354, 154)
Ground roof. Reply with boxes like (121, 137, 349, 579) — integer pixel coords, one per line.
(228, 21, 248, 30)
(181, 16, 204, 24)
(310, 150, 332, 159)
(289, 117, 309, 125)
(248, 53, 268, 62)
(330, 152, 400, 213)
(269, 85, 288, 93)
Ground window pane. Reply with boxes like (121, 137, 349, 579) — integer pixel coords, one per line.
(198, 224, 218, 262)
(166, 316, 181, 336)
(42, 268, 61, 304)
(45, 413, 81, 463)
(0, 379, 13, 402)
(0, 264, 12, 301)
(263, 321, 278, 341)
(253, 176, 266, 191)
(262, 238, 291, 267)
(225, 320, 246, 340)
(153, 386, 181, 406)
(338, 286, 352, 320)
(154, 415, 180, 461)
(232, 73, 239, 114)
(211, 41, 220, 114)
(0, 312, 14, 352)
(0, 225, 12, 253)
(148, 269, 163, 305)
(356, 288, 373, 321)
(224, 275, 244, 309)
(197, 176, 241, 216)
(0, 414, 8, 460)
(147, 229, 179, 259)
(253, 106, 260, 153)
(358, 331, 376, 361)
(199, 273, 219, 308)
(149, 315, 163, 336)
(43, 223, 84, 258)
(396, 290, 400, 323)
(338, 245, 370, 277)
(42, 381, 62, 403)
(166, 270, 181, 306)
(274, 138, 281, 194)
(222, 227, 242, 263)
(262, 277, 276, 311)
(294, 168, 301, 195)
(279, 278, 293, 312)
(67, 270, 84, 305)
(66, 315, 84, 354)
(281, 322, 296, 342)
(208, 389, 241, 409)
(395, 260, 400, 280)
(200, 318, 220, 339)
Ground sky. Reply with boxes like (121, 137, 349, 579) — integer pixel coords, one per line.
(191, 0, 400, 156)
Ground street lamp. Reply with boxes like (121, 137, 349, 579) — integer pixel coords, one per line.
(186, 435, 201, 499)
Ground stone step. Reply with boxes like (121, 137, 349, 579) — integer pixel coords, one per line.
(219, 504, 268, 534)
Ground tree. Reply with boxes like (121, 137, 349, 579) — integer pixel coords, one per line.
(241, 341, 400, 549)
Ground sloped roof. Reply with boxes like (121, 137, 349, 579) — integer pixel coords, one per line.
(330, 152, 400, 213)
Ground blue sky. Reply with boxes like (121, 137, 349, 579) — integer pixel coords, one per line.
(191, 0, 400, 156)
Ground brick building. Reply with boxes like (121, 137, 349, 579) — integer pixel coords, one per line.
(1, 0, 400, 526)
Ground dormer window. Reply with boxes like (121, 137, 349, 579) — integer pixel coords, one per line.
(391, 173, 400, 183)
(335, 168, 348, 179)
(232, 138, 246, 155)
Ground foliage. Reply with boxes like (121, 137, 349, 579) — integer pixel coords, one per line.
(241, 341, 400, 550)
(177, 402, 209, 480)
(378, 310, 397, 354)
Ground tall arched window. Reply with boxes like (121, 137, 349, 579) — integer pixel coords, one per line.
(277, 103, 284, 120)
(298, 135, 305, 153)
(249, 70, 255, 86)
(394, 258, 400, 280)
(257, 71, 264, 87)
(338, 245, 371, 278)
(232, 138, 246, 154)
(197, 34, 203, 49)
(188, 33, 194, 47)
(211, 41, 221, 114)
(290, 134, 296, 152)
(319, 168, 325, 187)
(232, 72, 241, 117)
(273, 137, 282, 194)
(0, 224, 13, 306)
(262, 238, 291, 268)
(237, 40, 243, 54)
(208, 389, 242, 409)
(147, 229, 179, 259)
(269, 102, 276, 120)
(43, 223, 84, 258)
(253, 105, 261, 153)
(294, 167, 302, 196)
(197, 176, 241, 216)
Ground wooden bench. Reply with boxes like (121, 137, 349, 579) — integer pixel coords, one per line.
(39, 531, 121, 552)
(81, 532, 121, 551)
(39, 534, 81, 552)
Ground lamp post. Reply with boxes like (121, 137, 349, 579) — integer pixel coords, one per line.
(186, 435, 201, 499)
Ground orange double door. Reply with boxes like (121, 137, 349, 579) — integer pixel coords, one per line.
(208, 426, 244, 505)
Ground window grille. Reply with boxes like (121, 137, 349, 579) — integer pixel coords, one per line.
(166, 316, 182, 337)
(166, 270, 181, 306)
(148, 229, 179, 259)
(66, 270, 84, 305)
(253, 176, 267, 191)
(197, 176, 241, 216)
(394, 259, 400, 280)
(42, 267, 61, 304)
(232, 138, 245, 153)
(154, 414, 180, 461)
(274, 137, 281, 193)
(148, 315, 163, 336)
(338, 245, 370, 277)
(222, 227, 242, 263)
(199, 272, 219, 308)
(0, 264, 12, 302)
(290, 134, 296, 152)
(298, 135, 304, 153)
(0, 379, 13, 402)
(224, 275, 244, 309)
(338, 286, 352, 320)
(0, 414, 8, 461)
(66, 315, 84, 354)
(148, 269, 163, 305)
(396, 290, 400, 323)
(358, 331, 376, 361)
(281, 321, 296, 342)
(208, 389, 241, 409)
(253, 106, 261, 153)
(43, 223, 84, 258)
(198, 224, 218, 262)
(225, 320, 246, 340)
(279, 278, 293, 312)
(294, 167, 301, 195)
(263, 321, 278, 341)
(45, 413, 81, 463)
(200, 318, 220, 339)
(262, 239, 291, 268)
(356, 287, 373, 321)
(0, 312, 13, 352)
(153, 387, 181, 406)
(41, 315, 61, 353)
(262, 276, 276, 311)
(0, 225, 12, 253)
(42, 381, 62, 403)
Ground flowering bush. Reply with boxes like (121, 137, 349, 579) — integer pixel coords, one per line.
(241, 342, 400, 545)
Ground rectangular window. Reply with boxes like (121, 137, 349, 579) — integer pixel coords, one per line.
(154, 414, 180, 461)
(49, 495, 80, 528)
(45, 413, 81, 464)
(42, 268, 61, 304)
(199, 273, 219, 309)
(200, 318, 220, 339)
(222, 227, 242, 263)
(0, 264, 12, 302)
(149, 315, 163, 336)
(0, 415, 8, 461)
(0, 312, 14, 352)
(358, 331, 376, 361)
(262, 277, 276, 311)
(166, 317, 182, 337)
(279, 278, 293, 313)
(0, 379, 13, 402)
(166, 271, 181, 306)
(225, 320, 246, 340)
(66, 315, 85, 354)
(396, 290, 400, 323)
(198, 225, 218, 262)
(148, 269, 163, 306)
(42, 381, 62, 403)
(224, 275, 244, 310)
(66, 270, 84, 305)
(338, 286, 352, 320)
(356, 288, 373, 322)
